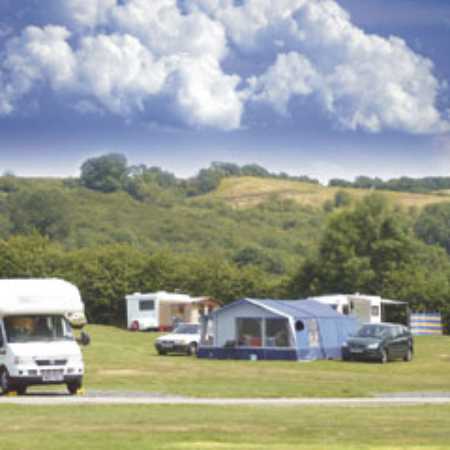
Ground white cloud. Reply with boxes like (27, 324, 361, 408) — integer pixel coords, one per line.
(169, 55, 242, 130)
(0, 26, 75, 115)
(74, 33, 167, 115)
(0, 0, 448, 133)
(248, 52, 319, 115)
(236, 0, 449, 133)
(49, 0, 116, 29)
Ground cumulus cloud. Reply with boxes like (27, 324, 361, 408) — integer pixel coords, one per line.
(0, 0, 448, 133)
(0, 26, 76, 115)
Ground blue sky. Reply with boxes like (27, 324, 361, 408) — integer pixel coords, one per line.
(0, 0, 449, 182)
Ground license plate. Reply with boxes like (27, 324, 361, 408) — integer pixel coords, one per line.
(351, 348, 363, 354)
(161, 342, 173, 348)
(42, 370, 64, 382)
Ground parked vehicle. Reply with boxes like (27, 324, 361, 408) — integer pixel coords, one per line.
(155, 323, 200, 356)
(342, 323, 413, 363)
(0, 279, 90, 395)
(126, 291, 221, 331)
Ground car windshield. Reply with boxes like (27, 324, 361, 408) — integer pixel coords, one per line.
(356, 325, 390, 338)
(174, 324, 199, 334)
(4, 315, 74, 343)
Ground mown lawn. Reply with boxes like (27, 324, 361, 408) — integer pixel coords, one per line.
(1, 404, 450, 450)
(71, 325, 450, 398)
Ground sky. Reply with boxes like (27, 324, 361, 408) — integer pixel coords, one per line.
(0, 0, 449, 183)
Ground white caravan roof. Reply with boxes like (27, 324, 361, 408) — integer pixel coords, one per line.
(310, 295, 349, 306)
(0, 279, 84, 316)
(126, 291, 193, 305)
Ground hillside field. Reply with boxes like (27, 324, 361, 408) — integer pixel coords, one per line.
(210, 177, 450, 209)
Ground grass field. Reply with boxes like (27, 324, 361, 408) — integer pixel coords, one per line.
(1, 404, 450, 450)
(71, 326, 450, 398)
(211, 177, 450, 209)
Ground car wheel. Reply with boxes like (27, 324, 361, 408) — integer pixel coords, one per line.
(187, 342, 197, 356)
(0, 369, 11, 395)
(404, 348, 413, 362)
(157, 349, 167, 356)
(380, 349, 388, 364)
(67, 381, 82, 395)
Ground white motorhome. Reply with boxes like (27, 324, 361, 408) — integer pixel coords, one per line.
(0, 279, 89, 395)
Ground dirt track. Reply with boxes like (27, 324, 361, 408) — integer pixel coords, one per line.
(1, 391, 450, 407)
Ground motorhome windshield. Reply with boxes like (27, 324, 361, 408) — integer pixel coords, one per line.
(4, 315, 74, 343)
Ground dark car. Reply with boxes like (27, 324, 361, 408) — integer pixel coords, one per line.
(342, 323, 413, 363)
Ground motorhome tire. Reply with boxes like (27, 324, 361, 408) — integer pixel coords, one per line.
(16, 385, 27, 395)
(0, 369, 11, 395)
(67, 382, 82, 395)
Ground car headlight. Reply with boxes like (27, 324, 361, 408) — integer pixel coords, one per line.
(342, 342, 348, 347)
(367, 343, 380, 350)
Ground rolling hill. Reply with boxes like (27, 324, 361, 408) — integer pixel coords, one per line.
(209, 177, 450, 209)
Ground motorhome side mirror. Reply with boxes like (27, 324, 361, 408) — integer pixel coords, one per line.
(77, 331, 91, 347)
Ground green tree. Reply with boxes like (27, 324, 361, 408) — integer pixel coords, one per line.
(80, 153, 128, 192)
(415, 203, 450, 254)
(8, 188, 71, 239)
(289, 194, 450, 323)
(334, 190, 352, 208)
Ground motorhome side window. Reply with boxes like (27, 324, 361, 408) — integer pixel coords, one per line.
(139, 300, 154, 311)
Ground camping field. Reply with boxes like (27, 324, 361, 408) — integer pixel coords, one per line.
(77, 325, 450, 398)
(1, 404, 450, 450)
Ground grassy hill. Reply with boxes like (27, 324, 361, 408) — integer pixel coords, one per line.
(210, 177, 450, 209)
(1, 175, 449, 279)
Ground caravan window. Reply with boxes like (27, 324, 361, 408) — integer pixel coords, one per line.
(236, 318, 262, 347)
(139, 300, 155, 311)
(371, 305, 380, 317)
(265, 319, 290, 347)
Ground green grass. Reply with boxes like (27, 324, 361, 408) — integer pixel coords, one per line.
(1, 404, 450, 449)
(74, 325, 450, 398)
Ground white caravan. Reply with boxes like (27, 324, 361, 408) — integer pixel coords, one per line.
(126, 291, 195, 331)
(126, 291, 220, 331)
(311, 294, 408, 324)
(0, 279, 89, 395)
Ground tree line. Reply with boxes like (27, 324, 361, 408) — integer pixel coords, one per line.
(329, 175, 450, 194)
(78, 153, 319, 198)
